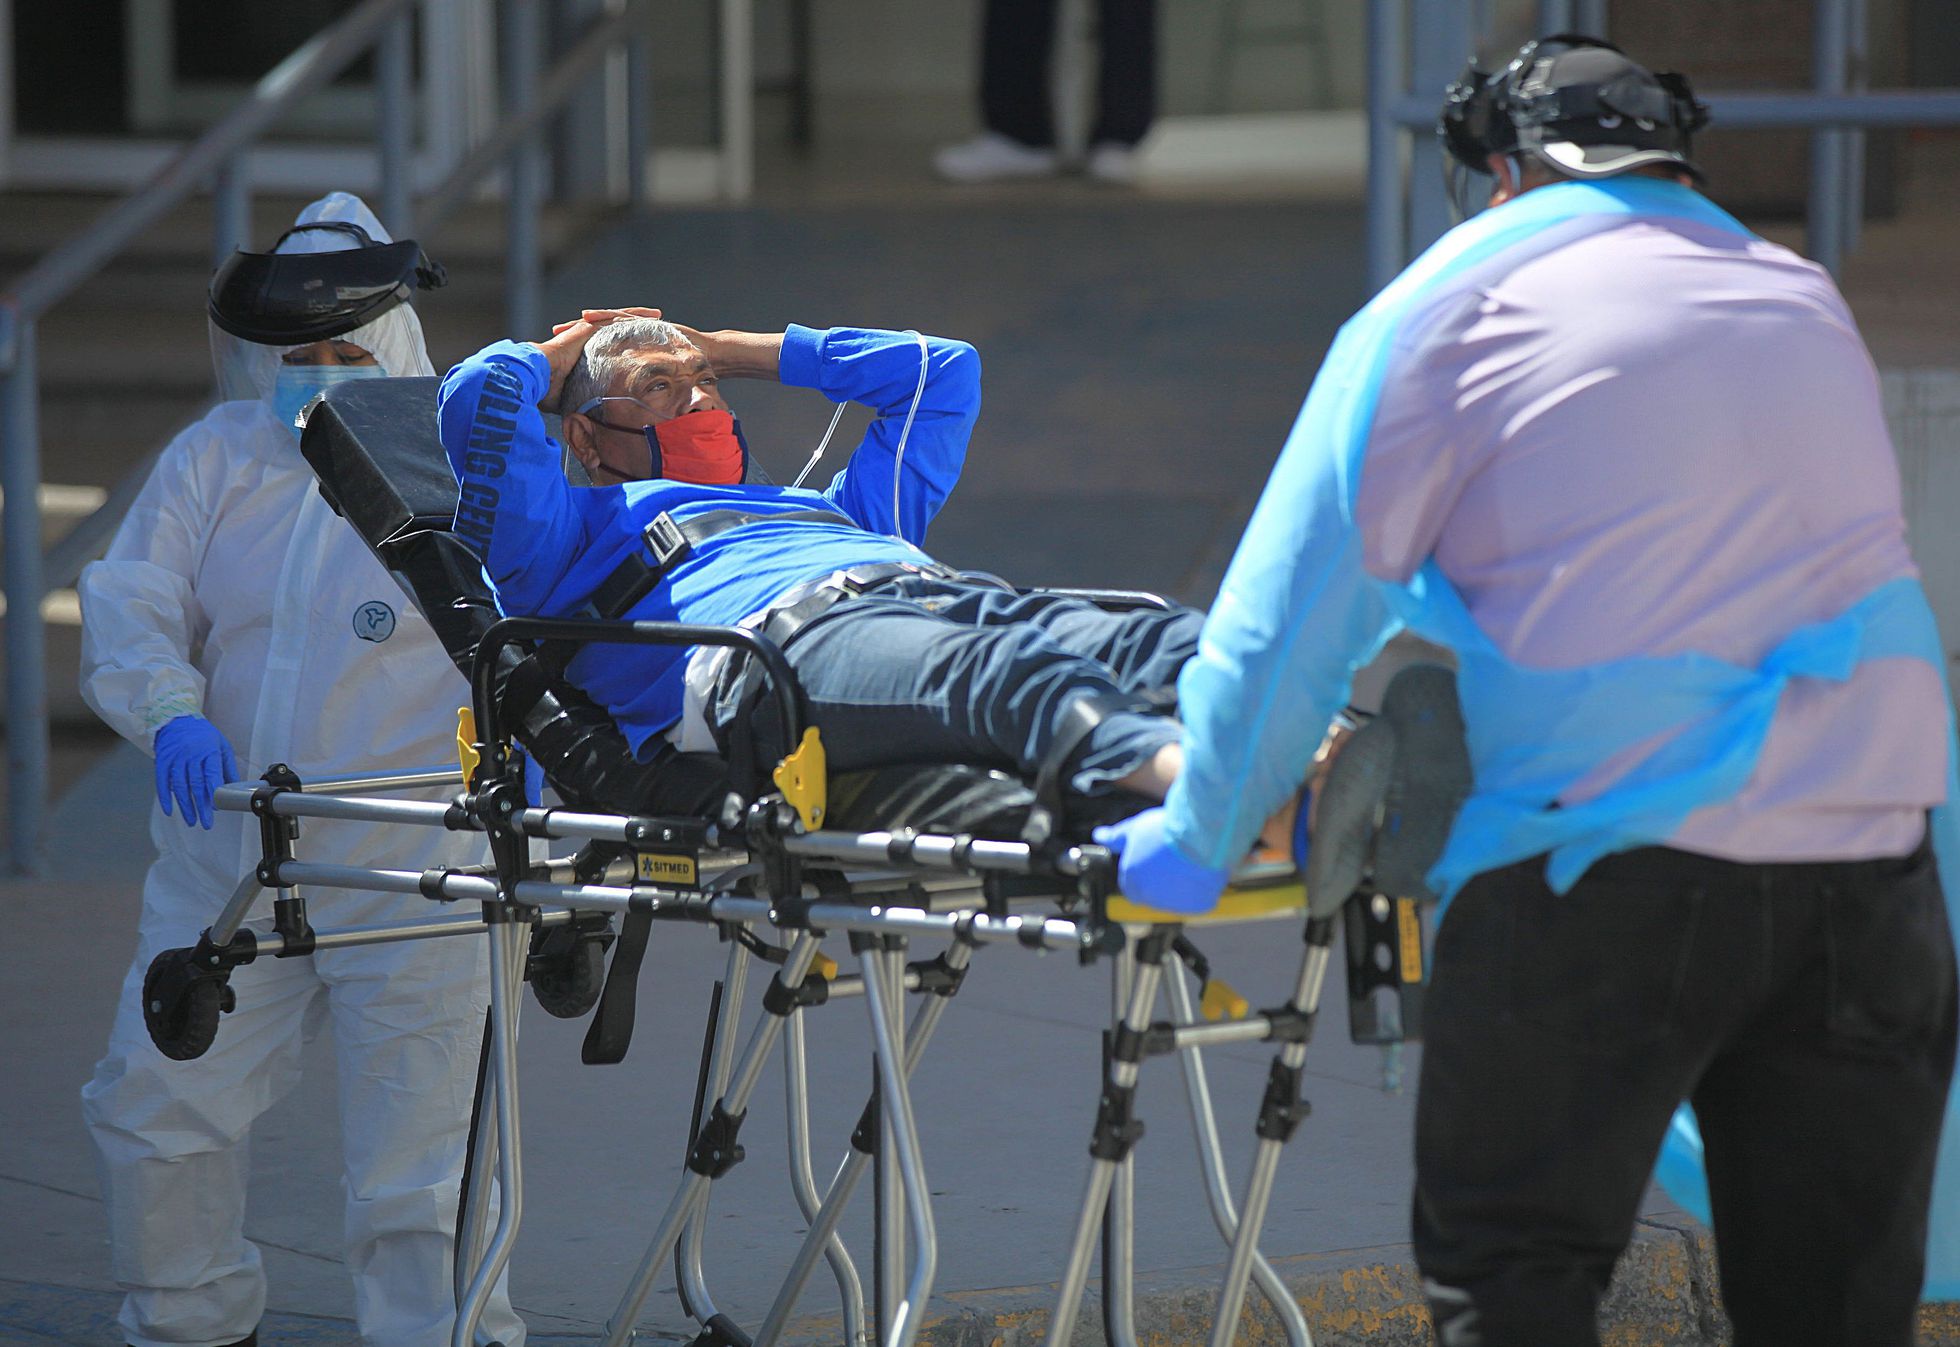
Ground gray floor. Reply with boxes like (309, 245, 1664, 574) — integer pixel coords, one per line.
(2, 194, 1702, 1344)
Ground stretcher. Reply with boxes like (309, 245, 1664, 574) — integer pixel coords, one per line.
(138, 377, 1446, 1347)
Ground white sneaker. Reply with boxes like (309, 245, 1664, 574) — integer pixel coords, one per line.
(1085, 142, 1140, 185)
(933, 132, 1060, 184)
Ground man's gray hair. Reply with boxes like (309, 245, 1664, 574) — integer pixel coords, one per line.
(561, 317, 693, 414)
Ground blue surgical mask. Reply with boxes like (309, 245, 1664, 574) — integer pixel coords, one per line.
(271, 363, 386, 435)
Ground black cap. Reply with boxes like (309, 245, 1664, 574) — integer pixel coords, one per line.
(1441, 35, 1709, 186)
(1505, 39, 1708, 178)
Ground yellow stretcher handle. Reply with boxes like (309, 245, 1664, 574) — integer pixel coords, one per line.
(456, 707, 481, 782)
(1200, 978, 1251, 1022)
(773, 727, 829, 831)
(1104, 882, 1307, 927)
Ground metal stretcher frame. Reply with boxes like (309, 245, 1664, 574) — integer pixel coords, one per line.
(137, 607, 1363, 1347)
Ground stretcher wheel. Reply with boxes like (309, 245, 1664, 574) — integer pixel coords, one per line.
(528, 926, 608, 1019)
(142, 949, 232, 1062)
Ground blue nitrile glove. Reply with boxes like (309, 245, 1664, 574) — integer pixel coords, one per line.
(1093, 806, 1231, 914)
(153, 715, 240, 830)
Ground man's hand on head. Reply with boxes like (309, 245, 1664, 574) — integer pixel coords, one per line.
(578, 307, 711, 357)
(577, 308, 785, 384)
(533, 313, 638, 413)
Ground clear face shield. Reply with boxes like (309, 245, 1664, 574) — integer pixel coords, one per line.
(205, 196, 444, 411)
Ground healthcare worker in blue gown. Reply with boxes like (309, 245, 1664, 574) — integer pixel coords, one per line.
(77, 193, 524, 1347)
(1102, 36, 1959, 1347)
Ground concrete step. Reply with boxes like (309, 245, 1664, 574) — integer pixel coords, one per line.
(17, 251, 514, 392)
(0, 481, 107, 550)
(2, 188, 626, 411)
(0, 189, 618, 272)
(2, 602, 92, 728)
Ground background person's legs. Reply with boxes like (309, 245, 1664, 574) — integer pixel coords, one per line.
(1690, 847, 1957, 1347)
(981, 0, 1061, 148)
(82, 863, 327, 1347)
(1091, 0, 1157, 148)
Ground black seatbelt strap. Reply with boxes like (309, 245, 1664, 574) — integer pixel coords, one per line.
(575, 512, 692, 621)
(582, 905, 654, 1065)
(576, 507, 859, 622)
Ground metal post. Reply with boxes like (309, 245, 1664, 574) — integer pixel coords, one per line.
(1206, 936, 1334, 1347)
(207, 873, 268, 946)
(602, 937, 822, 1347)
(678, 939, 751, 1329)
(0, 0, 14, 189)
(1048, 942, 1166, 1347)
(1408, 0, 1473, 256)
(875, 946, 907, 1339)
(1843, 0, 1868, 255)
(1104, 949, 1139, 1347)
(1536, 0, 1573, 32)
(420, 0, 479, 191)
(783, 1008, 869, 1347)
(717, 0, 754, 200)
(2, 317, 48, 876)
(502, 0, 545, 339)
(1365, 0, 1407, 293)
(1809, 0, 1850, 276)
(1166, 967, 1311, 1347)
(861, 942, 937, 1347)
(377, 8, 415, 236)
(452, 919, 527, 1347)
(1053, 0, 1091, 165)
(623, 2, 652, 207)
(211, 154, 250, 271)
(1573, 0, 1607, 37)
(754, 941, 971, 1347)
(455, 1018, 502, 1316)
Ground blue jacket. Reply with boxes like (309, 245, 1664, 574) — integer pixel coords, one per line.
(437, 325, 980, 752)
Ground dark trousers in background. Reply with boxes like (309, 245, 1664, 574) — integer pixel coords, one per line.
(1414, 839, 1957, 1347)
(981, 0, 1157, 149)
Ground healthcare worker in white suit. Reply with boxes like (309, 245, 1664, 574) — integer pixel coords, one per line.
(78, 192, 525, 1347)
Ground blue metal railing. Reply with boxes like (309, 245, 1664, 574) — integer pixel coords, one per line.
(0, 0, 655, 874)
(1365, 0, 1960, 291)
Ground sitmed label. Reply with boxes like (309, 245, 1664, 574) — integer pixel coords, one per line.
(636, 852, 699, 887)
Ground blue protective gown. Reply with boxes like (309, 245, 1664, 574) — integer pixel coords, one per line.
(1163, 176, 1960, 1296)
(437, 325, 978, 753)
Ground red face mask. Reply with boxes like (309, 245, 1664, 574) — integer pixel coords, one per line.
(641, 410, 749, 485)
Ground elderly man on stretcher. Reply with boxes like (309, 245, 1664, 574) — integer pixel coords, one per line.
(438, 309, 1446, 911)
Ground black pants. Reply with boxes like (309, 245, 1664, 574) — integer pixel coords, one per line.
(1414, 839, 1957, 1347)
(981, 0, 1156, 149)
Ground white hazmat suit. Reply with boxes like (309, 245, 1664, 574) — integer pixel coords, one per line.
(78, 192, 524, 1347)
